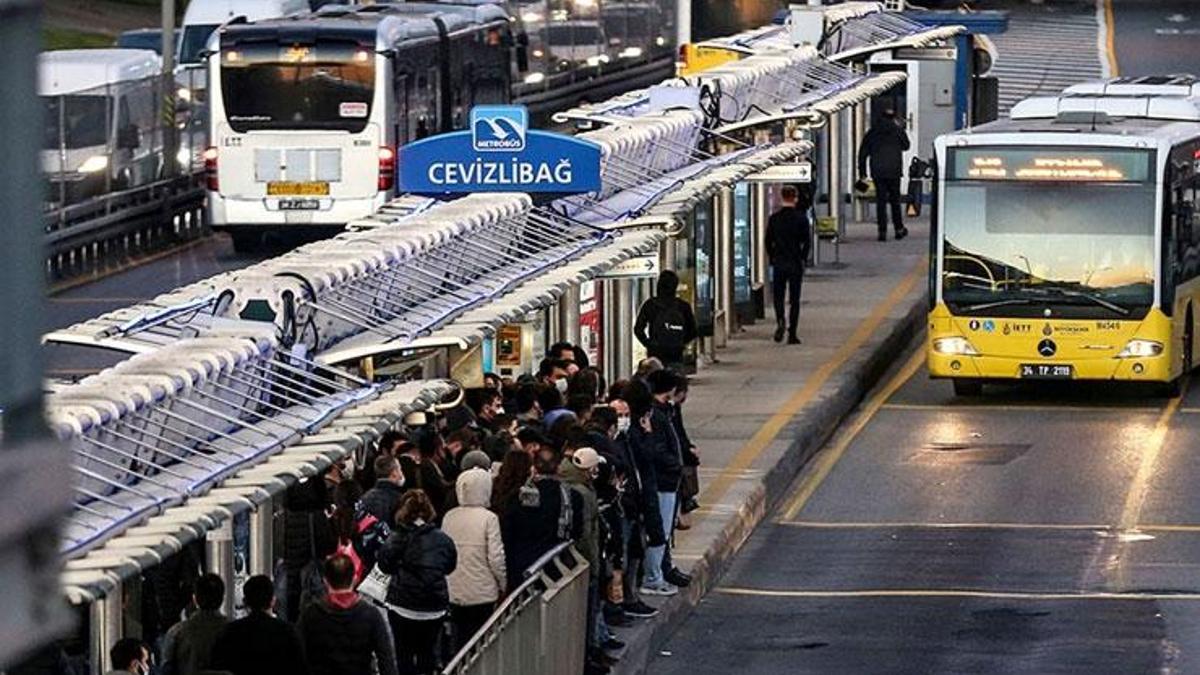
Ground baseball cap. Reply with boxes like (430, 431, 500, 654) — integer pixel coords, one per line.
(571, 447, 606, 471)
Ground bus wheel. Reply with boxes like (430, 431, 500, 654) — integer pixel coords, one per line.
(229, 230, 260, 253)
(952, 379, 983, 397)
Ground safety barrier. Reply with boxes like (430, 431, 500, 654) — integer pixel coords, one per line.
(443, 542, 590, 675)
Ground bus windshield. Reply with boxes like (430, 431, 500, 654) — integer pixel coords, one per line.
(179, 24, 218, 65)
(220, 41, 375, 133)
(941, 147, 1156, 318)
(42, 95, 110, 150)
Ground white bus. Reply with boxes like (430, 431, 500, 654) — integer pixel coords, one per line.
(205, 2, 513, 250)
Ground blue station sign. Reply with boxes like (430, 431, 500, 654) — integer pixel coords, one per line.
(398, 105, 603, 195)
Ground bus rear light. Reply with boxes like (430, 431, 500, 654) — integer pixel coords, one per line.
(203, 146, 219, 191)
(378, 146, 396, 191)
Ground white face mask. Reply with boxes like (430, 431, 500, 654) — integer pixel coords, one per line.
(494, 406, 506, 416)
(555, 378, 569, 394)
(616, 416, 631, 434)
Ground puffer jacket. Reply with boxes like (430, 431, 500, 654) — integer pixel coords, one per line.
(377, 522, 457, 613)
(559, 461, 599, 576)
(442, 469, 507, 606)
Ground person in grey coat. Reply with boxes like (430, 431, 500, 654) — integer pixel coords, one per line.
(161, 574, 228, 675)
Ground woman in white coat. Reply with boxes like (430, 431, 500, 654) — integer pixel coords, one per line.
(441, 467, 507, 651)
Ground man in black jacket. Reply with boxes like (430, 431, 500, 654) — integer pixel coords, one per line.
(298, 554, 398, 675)
(210, 576, 309, 675)
(360, 456, 406, 528)
(499, 447, 585, 590)
(160, 573, 227, 675)
(765, 185, 812, 345)
(858, 108, 911, 242)
(634, 271, 698, 370)
(637, 370, 684, 596)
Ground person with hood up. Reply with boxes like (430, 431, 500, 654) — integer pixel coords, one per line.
(298, 554, 397, 675)
(377, 489, 458, 675)
(633, 271, 698, 370)
(442, 467, 507, 651)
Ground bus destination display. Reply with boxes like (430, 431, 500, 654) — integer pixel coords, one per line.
(950, 147, 1151, 182)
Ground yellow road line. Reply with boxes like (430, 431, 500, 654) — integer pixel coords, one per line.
(779, 520, 1109, 531)
(1103, 0, 1120, 77)
(881, 402, 1159, 413)
(1118, 382, 1185, 531)
(715, 586, 1200, 602)
(779, 348, 926, 522)
(697, 257, 928, 517)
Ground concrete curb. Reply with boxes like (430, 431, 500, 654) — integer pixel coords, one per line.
(614, 290, 928, 675)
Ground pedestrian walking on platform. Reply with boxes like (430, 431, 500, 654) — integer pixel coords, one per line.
(298, 554, 398, 675)
(160, 573, 227, 675)
(210, 575, 310, 675)
(634, 271, 698, 370)
(857, 108, 911, 242)
(766, 185, 811, 345)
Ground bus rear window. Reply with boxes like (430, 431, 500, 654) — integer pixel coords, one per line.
(220, 41, 375, 133)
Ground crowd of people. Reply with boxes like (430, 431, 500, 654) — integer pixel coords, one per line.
(87, 335, 701, 675)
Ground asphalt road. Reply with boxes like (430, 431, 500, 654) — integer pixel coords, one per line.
(652, 342, 1200, 674)
(650, 6, 1200, 672)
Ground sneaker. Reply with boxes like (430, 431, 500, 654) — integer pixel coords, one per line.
(787, 335, 802, 345)
(623, 601, 659, 617)
(639, 581, 679, 596)
(877, 232, 887, 242)
(665, 568, 692, 588)
(895, 227, 909, 241)
(603, 637, 626, 651)
(604, 608, 632, 627)
(773, 322, 785, 343)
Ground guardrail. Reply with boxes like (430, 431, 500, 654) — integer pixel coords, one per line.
(43, 171, 206, 281)
(443, 542, 590, 675)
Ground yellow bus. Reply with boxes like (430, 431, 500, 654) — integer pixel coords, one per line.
(928, 76, 1200, 396)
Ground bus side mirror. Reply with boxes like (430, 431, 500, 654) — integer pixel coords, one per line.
(117, 124, 140, 150)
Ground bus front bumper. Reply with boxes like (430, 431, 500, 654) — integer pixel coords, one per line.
(927, 350, 1172, 382)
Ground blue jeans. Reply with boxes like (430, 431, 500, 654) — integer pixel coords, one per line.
(643, 490, 677, 586)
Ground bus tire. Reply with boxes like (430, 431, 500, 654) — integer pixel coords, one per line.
(229, 230, 260, 253)
(952, 379, 983, 397)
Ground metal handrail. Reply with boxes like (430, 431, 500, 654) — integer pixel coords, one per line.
(442, 541, 589, 675)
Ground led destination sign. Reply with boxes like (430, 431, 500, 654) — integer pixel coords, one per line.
(950, 147, 1152, 183)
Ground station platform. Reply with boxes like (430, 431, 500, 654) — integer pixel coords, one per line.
(613, 217, 930, 674)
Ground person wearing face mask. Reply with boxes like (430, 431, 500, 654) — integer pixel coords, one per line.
(618, 381, 670, 609)
(105, 638, 151, 675)
(536, 357, 572, 390)
(361, 456, 407, 529)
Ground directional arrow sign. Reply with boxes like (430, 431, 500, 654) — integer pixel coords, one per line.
(600, 255, 660, 279)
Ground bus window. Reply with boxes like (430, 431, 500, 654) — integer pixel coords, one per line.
(179, 24, 219, 66)
(220, 41, 375, 133)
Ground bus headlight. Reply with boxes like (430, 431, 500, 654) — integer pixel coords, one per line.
(1116, 339, 1163, 358)
(78, 155, 109, 174)
(932, 336, 980, 356)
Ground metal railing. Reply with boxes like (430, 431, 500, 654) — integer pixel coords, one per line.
(443, 542, 590, 675)
(41, 69, 208, 281)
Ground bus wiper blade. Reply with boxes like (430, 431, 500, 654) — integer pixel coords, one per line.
(1041, 287, 1131, 316)
(962, 298, 1033, 312)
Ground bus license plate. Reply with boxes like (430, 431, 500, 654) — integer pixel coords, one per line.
(1019, 364, 1072, 379)
(279, 198, 320, 210)
(267, 181, 329, 196)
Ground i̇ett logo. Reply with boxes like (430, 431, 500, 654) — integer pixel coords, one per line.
(471, 105, 527, 152)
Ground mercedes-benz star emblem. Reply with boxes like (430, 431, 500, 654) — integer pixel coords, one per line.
(1037, 339, 1057, 358)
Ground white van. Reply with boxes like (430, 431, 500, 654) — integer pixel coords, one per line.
(40, 49, 164, 205)
(176, 0, 310, 98)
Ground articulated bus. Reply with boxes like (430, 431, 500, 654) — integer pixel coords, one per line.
(928, 76, 1200, 396)
(205, 2, 513, 250)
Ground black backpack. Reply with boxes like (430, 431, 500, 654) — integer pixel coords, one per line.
(649, 299, 688, 350)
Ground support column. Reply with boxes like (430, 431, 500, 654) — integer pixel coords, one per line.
(853, 101, 867, 223)
(249, 500, 274, 577)
(675, 0, 691, 50)
(557, 284, 581, 348)
(207, 520, 236, 615)
(614, 278, 634, 381)
(91, 583, 124, 674)
(161, 0, 177, 179)
(714, 187, 735, 347)
(828, 111, 842, 235)
(751, 182, 769, 319)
